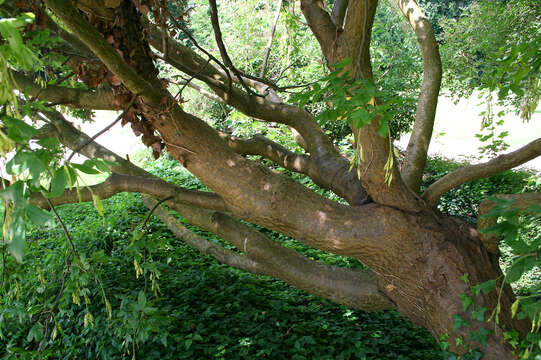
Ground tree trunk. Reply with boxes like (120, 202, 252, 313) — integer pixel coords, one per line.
(22, 1, 533, 358)
(358, 209, 526, 359)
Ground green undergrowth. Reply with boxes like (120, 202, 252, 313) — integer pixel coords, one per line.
(0, 154, 539, 359)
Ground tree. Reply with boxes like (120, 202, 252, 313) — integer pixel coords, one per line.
(0, 0, 539, 358)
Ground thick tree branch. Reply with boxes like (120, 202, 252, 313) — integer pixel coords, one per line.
(299, 0, 338, 58)
(478, 192, 541, 255)
(41, 98, 391, 312)
(148, 26, 369, 205)
(143, 196, 264, 274)
(150, 198, 394, 311)
(43, 0, 163, 107)
(219, 133, 311, 172)
(219, 132, 369, 204)
(423, 138, 541, 207)
(178, 81, 224, 103)
(30, 173, 227, 212)
(12, 72, 117, 110)
(395, 0, 442, 193)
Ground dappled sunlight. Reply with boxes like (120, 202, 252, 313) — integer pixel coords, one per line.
(317, 210, 327, 224)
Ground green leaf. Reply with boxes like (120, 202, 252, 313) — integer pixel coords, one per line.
(511, 299, 520, 318)
(350, 107, 371, 128)
(470, 327, 490, 347)
(3, 116, 39, 142)
(452, 314, 468, 331)
(470, 307, 487, 322)
(26, 323, 43, 343)
(92, 194, 104, 216)
(331, 57, 352, 70)
(25, 203, 53, 226)
(6, 151, 46, 180)
(37, 137, 60, 150)
(49, 167, 68, 198)
(459, 293, 474, 312)
(505, 256, 537, 284)
(0, 181, 25, 208)
(472, 279, 496, 296)
(137, 291, 147, 309)
(71, 162, 101, 175)
(7, 213, 25, 262)
(377, 117, 389, 138)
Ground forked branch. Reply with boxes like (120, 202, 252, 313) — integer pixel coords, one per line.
(143, 196, 264, 274)
(150, 197, 394, 311)
(331, 0, 349, 29)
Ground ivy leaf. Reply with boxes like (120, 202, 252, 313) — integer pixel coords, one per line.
(459, 293, 474, 312)
(472, 279, 496, 296)
(470, 307, 487, 322)
(452, 314, 469, 331)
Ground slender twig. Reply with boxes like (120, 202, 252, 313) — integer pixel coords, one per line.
(66, 94, 138, 162)
(207, 0, 265, 97)
(141, 195, 174, 231)
(274, 63, 295, 83)
(159, 1, 169, 58)
(53, 71, 75, 86)
(175, 58, 211, 100)
(1, 204, 5, 289)
(260, 0, 283, 78)
(162, 8, 233, 91)
(46, 198, 80, 260)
